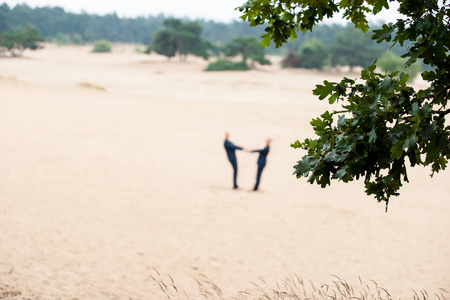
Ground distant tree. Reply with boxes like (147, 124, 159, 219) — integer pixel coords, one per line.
(377, 51, 422, 81)
(92, 40, 112, 53)
(223, 36, 271, 67)
(331, 25, 383, 71)
(296, 38, 329, 70)
(150, 18, 210, 61)
(0, 25, 44, 57)
(151, 30, 177, 58)
(173, 21, 211, 60)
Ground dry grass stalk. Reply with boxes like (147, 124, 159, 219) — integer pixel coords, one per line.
(149, 270, 448, 300)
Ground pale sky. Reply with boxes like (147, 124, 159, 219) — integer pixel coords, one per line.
(3, 0, 247, 22)
(2, 0, 402, 23)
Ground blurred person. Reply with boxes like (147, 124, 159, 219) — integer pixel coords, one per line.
(250, 139, 271, 191)
(224, 132, 245, 189)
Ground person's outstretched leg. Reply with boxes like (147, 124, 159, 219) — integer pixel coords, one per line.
(253, 165, 264, 191)
(232, 160, 238, 189)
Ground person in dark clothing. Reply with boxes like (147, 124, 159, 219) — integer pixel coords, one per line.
(224, 132, 245, 189)
(251, 139, 271, 191)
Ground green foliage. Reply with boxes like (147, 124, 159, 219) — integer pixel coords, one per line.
(223, 36, 271, 67)
(204, 59, 250, 71)
(377, 51, 421, 81)
(91, 40, 112, 52)
(238, 0, 389, 48)
(0, 24, 44, 57)
(240, 0, 450, 209)
(151, 18, 211, 61)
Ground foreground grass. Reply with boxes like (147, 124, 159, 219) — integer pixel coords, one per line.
(150, 270, 448, 300)
(1, 272, 447, 300)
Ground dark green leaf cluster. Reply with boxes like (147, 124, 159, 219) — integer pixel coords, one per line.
(240, 0, 450, 208)
(238, 0, 389, 48)
(293, 64, 449, 208)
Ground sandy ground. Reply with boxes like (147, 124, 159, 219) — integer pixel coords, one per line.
(0, 44, 449, 299)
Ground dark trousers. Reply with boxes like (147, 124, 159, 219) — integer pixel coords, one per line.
(254, 164, 265, 190)
(230, 160, 238, 188)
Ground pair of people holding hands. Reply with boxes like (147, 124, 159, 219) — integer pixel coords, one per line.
(224, 132, 271, 191)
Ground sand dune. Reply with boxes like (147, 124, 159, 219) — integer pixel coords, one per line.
(0, 44, 448, 299)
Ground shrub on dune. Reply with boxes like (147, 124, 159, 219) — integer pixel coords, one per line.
(92, 40, 112, 53)
(205, 59, 249, 71)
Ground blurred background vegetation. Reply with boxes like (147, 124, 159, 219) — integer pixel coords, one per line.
(0, 2, 424, 78)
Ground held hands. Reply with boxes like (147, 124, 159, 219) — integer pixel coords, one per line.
(242, 138, 271, 153)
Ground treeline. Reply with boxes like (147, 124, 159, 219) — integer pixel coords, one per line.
(1, 2, 421, 76)
(0, 3, 263, 46)
(0, 2, 400, 53)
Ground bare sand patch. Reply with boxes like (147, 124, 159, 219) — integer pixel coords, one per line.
(0, 45, 448, 300)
